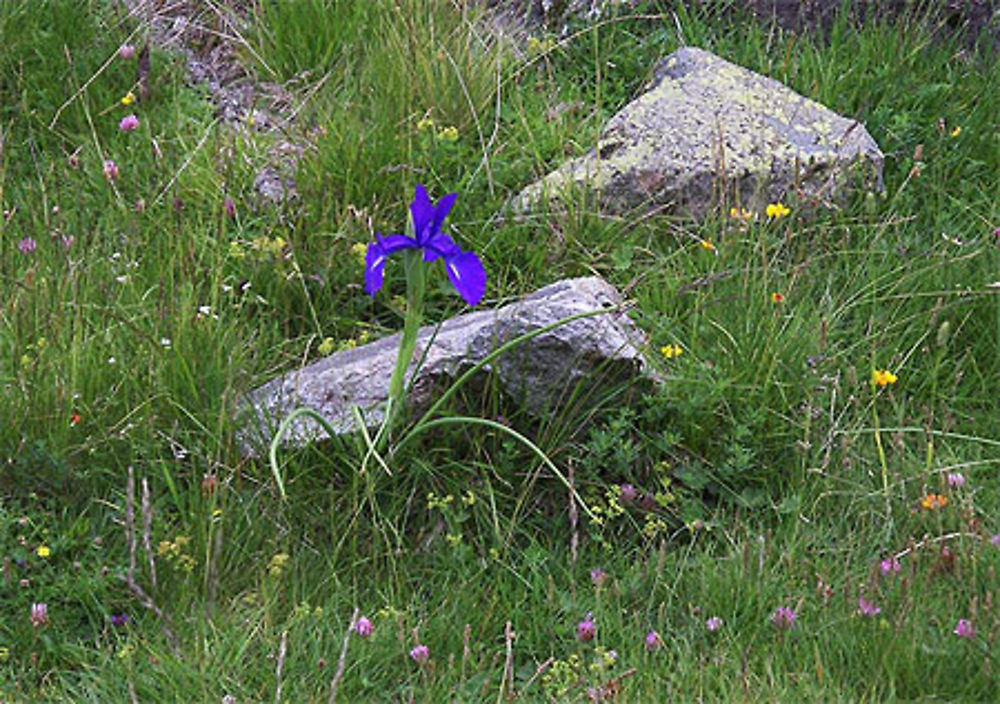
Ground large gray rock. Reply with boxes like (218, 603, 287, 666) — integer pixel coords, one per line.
(239, 277, 651, 450)
(513, 47, 884, 218)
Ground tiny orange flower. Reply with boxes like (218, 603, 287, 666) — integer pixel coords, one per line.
(70, 413, 82, 426)
(921, 493, 948, 510)
(770, 292, 784, 304)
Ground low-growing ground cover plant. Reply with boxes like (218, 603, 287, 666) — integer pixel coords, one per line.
(1, 0, 999, 700)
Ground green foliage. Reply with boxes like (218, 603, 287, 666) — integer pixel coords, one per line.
(2, 0, 1000, 700)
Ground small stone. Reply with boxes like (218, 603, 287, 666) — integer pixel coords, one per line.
(239, 277, 652, 451)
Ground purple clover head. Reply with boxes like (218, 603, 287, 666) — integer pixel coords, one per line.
(364, 185, 485, 306)
(857, 597, 881, 618)
(353, 616, 373, 638)
(954, 619, 975, 639)
(17, 237, 37, 254)
(991, 534, 1000, 547)
(770, 606, 796, 630)
(103, 159, 120, 180)
(30, 602, 48, 628)
(619, 483, 638, 503)
(576, 617, 596, 642)
(705, 616, 723, 632)
(119, 44, 136, 59)
(119, 114, 139, 132)
(224, 198, 236, 219)
(409, 644, 430, 664)
(589, 568, 608, 588)
(879, 557, 901, 576)
(946, 472, 966, 488)
(644, 630, 663, 652)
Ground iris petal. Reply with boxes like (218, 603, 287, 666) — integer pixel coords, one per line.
(364, 234, 419, 297)
(409, 184, 457, 245)
(443, 250, 486, 306)
(410, 185, 435, 242)
(422, 232, 461, 262)
(428, 192, 457, 241)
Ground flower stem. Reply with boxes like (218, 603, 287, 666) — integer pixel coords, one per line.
(872, 391, 893, 536)
(385, 249, 425, 438)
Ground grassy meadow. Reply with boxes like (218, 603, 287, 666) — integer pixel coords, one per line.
(2, 0, 1000, 700)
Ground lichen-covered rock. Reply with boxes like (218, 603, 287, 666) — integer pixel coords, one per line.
(513, 47, 884, 218)
(238, 277, 651, 451)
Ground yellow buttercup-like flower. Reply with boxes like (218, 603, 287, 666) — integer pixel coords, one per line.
(872, 369, 898, 387)
(660, 344, 684, 359)
(699, 239, 716, 251)
(36, 545, 51, 558)
(765, 202, 790, 219)
(120, 91, 136, 107)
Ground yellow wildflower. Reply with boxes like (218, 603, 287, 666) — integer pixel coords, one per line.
(120, 91, 136, 107)
(729, 206, 754, 221)
(699, 239, 716, 251)
(765, 202, 791, 219)
(770, 292, 785, 304)
(416, 116, 435, 132)
(949, 125, 962, 138)
(660, 344, 684, 359)
(36, 545, 51, 558)
(526, 36, 556, 55)
(351, 242, 368, 264)
(871, 369, 898, 387)
(318, 337, 336, 356)
(436, 126, 459, 142)
(268, 552, 290, 578)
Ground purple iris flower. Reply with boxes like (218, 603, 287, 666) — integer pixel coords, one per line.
(364, 184, 485, 306)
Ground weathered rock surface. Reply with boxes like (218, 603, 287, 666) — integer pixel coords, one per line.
(513, 47, 884, 218)
(239, 277, 651, 451)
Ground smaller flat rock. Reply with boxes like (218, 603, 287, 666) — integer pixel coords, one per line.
(239, 276, 651, 452)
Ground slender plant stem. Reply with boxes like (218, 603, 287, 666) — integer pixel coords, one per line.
(385, 248, 425, 438)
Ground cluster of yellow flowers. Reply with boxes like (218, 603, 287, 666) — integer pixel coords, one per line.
(729, 206, 755, 221)
(267, 552, 290, 578)
(872, 369, 898, 387)
(157, 535, 196, 572)
(765, 202, 791, 219)
(416, 115, 459, 142)
(727, 202, 790, 221)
